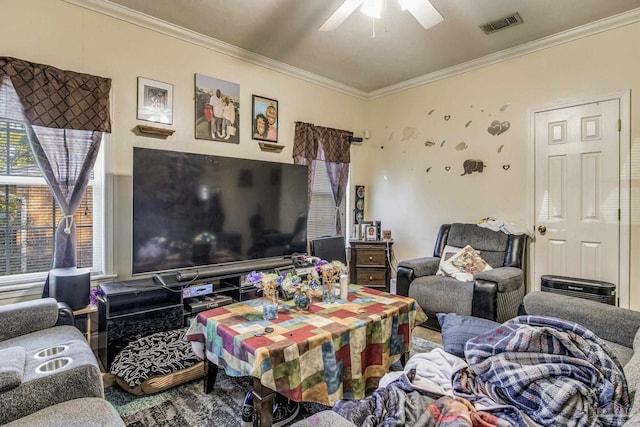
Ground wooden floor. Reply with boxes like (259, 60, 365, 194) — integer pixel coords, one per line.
(413, 325, 442, 345)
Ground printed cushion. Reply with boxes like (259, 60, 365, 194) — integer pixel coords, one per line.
(110, 328, 200, 389)
(437, 313, 500, 358)
(436, 245, 463, 276)
(439, 245, 492, 282)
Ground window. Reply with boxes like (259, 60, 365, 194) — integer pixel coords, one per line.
(307, 160, 347, 240)
(0, 119, 104, 281)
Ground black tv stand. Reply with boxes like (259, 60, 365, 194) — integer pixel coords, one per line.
(97, 258, 294, 370)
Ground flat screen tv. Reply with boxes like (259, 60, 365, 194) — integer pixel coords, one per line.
(132, 148, 308, 275)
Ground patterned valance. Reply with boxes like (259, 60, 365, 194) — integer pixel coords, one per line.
(0, 57, 111, 132)
(293, 121, 351, 164)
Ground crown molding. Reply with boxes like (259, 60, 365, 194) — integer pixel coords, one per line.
(368, 7, 640, 99)
(64, 1, 640, 100)
(63, 0, 369, 100)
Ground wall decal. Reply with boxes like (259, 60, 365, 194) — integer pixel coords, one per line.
(428, 109, 435, 115)
(502, 164, 511, 170)
(487, 120, 511, 136)
(465, 120, 472, 128)
(498, 144, 504, 153)
(424, 140, 435, 147)
(426, 167, 432, 172)
(401, 126, 419, 141)
(455, 142, 468, 151)
(461, 159, 485, 176)
(440, 140, 446, 147)
(445, 166, 451, 171)
(500, 103, 511, 112)
(444, 115, 451, 121)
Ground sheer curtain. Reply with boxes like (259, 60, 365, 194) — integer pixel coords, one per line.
(293, 122, 351, 236)
(0, 57, 111, 295)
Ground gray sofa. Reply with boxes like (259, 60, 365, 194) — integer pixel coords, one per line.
(292, 292, 640, 426)
(0, 298, 124, 426)
(397, 223, 527, 329)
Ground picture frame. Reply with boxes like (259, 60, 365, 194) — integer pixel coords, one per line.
(137, 77, 173, 125)
(194, 74, 240, 143)
(252, 95, 278, 143)
(365, 225, 378, 241)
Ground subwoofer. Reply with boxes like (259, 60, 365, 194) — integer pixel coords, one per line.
(49, 267, 91, 310)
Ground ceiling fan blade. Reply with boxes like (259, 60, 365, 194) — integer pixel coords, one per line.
(319, 0, 365, 31)
(407, 1, 443, 30)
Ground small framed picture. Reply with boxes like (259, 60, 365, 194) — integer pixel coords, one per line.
(252, 95, 278, 143)
(365, 225, 377, 241)
(137, 77, 173, 125)
(382, 230, 392, 241)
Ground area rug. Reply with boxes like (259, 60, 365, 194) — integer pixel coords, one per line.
(105, 335, 442, 426)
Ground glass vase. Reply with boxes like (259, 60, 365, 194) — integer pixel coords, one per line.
(262, 287, 278, 320)
(294, 289, 310, 310)
(322, 279, 336, 303)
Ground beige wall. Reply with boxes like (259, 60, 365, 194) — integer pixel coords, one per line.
(0, 0, 365, 284)
(3, 1, 640, 308)
(358, 23, 640, 308)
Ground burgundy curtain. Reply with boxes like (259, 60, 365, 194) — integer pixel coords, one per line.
(0, 57, 111, 295)
(293, 122, 351, 236)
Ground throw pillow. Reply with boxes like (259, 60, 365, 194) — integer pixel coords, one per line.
(436, 245, 463, 276)
(437, 313, 500, 358)
(440, 245, 492, 282)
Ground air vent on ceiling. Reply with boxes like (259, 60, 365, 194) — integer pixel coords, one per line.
(480, 12, 523, 35)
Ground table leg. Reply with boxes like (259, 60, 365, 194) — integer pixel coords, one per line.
(204, 359, 218, 394)
(252, 377, 275, 427)
(401, 351, 409, 367)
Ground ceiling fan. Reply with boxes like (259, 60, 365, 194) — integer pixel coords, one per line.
(319, 0, 444, 32)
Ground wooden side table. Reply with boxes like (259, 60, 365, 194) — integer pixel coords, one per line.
(73, 304, 97, 342)
(349, 239, 393, 292)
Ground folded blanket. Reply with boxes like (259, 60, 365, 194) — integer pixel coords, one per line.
(477, 217, 531, 236)
(464, 315, 630, 426)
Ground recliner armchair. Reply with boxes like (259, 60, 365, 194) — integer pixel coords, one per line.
(0, 298, 105, 424)
(397, 223, 527, 330)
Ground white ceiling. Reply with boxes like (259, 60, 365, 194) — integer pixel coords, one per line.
(101, 0, 640, 95)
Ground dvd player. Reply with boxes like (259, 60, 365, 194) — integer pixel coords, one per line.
(186, 295, 234, 313)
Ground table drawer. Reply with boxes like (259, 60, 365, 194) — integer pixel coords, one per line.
(355, 269, 386, 288)
(356, 249, 386, 266)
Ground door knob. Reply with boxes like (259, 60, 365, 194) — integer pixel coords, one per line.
(538, 225, 547, 235)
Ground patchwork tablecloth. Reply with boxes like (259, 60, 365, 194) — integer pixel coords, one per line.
(186, 285, 427, 406)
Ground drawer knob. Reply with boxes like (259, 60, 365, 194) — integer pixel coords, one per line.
(369, 276, 373, 281)
(368, 256, 373, 261)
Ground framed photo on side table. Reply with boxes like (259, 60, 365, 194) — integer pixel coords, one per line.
(137, 77, 173, 125)
(364, 225, 378, 241)
(252, 95, 278, 143)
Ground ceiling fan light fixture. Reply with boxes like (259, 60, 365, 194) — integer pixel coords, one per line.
(360, 0, 382, 19)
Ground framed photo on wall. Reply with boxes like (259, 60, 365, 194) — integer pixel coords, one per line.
(137, 77, 173, 125)
(252, 95, 278, 143)
(194, 74, 240, 143)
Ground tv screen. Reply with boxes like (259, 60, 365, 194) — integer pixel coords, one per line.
(132, 148, 308, 275)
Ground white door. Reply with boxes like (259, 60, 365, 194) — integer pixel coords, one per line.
(534, 99, 620, 295)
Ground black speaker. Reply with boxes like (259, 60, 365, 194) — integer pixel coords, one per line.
(49, 267, 91, 310)
(354, 185, 365, 226)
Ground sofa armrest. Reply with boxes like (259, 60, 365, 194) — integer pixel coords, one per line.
(56, 302, 75, 326)
(396, 257, 440, 296)
(397, 257, 440, 278)
(523, 291, 640, 348)
(0, 298, 59, 342)
(474, 267, 523, 293)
